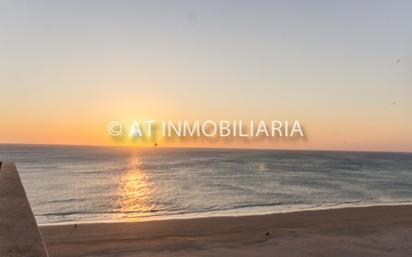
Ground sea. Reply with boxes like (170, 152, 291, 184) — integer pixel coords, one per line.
(1, 144, 412, 225)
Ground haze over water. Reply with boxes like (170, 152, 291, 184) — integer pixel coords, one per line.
(1, 144, 412, 225)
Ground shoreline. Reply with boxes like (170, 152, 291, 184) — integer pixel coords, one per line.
(37, 201, 412, 227)
(40, 204, 412, 257)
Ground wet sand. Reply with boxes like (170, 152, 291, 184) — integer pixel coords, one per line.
(40, 205, 412, 257)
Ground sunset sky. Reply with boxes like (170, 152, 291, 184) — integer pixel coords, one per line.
(1, 0, 411, 151)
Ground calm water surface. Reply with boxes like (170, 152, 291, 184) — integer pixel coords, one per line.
(1, 144, 412, 224)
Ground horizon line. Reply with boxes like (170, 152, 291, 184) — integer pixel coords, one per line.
(0, 142, 411, 155)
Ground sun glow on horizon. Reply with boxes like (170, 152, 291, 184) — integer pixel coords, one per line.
(0, 1, 411, 152)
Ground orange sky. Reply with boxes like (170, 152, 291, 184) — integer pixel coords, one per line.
(1, 1, 411, 152)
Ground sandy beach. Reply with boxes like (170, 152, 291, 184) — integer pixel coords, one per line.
(40, 205, 412, 257)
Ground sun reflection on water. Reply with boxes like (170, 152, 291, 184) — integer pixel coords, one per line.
(115, 157, 154, 220)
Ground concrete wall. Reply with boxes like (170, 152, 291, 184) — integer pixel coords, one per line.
(0, 161, 49, 257)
